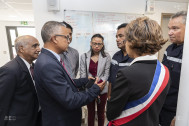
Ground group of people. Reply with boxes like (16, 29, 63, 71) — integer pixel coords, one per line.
(0, 10, 186, 126)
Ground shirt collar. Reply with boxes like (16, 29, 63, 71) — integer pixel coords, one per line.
(130, 54, 157, 66)
(19, 56, 31, 70)
(43, 48, 61, 62)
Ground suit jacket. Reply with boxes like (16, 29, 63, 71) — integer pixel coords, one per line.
(107, 59, 170, 126)
(0, 56, 40, 126)
(80, 51, 111, 94)
(34, 48, 101, 126)
(59, 46, 79, 79)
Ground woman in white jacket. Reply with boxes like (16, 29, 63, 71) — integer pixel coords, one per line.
(80, 33, 111, 126)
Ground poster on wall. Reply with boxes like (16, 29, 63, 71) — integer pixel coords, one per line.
(64, 10, 143, 57)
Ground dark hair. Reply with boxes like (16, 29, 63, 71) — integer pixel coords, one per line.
(117, 23, 128, 30)
(171, 11, 187, 24)
(125, 16, 167, 56)
(62, 21, 73, 32)
(90, 33, 106, 57)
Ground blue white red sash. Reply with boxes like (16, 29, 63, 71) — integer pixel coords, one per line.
(108, 61, 169, 126)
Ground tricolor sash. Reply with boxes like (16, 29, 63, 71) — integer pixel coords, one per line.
(108, 61, 169, 126)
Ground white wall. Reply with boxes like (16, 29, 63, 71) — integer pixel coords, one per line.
(0, 21, 34, 66)
(32, 0, 146, 45)
(175, 3, 189, 126)
(145, 1, 188, 24)
(32, 0, 188, 46)
(0, 0, 188, 66)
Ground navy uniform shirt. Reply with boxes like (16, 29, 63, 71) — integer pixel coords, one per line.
(108, 50, 133, 87)
(162, 43, 183, 112)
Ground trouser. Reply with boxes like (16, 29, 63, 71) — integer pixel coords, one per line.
(87, 93, 107, 126)
(159, 108, 176, 126)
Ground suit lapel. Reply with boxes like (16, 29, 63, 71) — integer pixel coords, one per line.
(15, 56, 37, 95)
(97, 52, 105, 77)
(86, 51, 91, 76)
(41, 48, 77, 88)
(15, 56, 28, 73)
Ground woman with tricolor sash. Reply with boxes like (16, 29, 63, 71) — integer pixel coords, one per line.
(106, 16, 171, 126)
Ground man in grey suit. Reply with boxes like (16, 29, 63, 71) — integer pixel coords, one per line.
(0, 35, 41, 126)
(59, 21, 79, 79)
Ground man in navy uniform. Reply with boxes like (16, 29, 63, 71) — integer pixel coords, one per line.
(107, 23, 133, 99)
(159, 11, 187, 126)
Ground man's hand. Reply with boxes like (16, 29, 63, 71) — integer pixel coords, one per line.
(88, 76, 95, 80)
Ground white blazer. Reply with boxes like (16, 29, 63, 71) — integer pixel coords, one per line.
(80, 50, 111, 94)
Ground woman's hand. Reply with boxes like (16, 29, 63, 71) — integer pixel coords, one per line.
(96, 80, 106, 91)
(170, 116, 176, 126)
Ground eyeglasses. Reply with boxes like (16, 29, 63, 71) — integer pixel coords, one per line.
(55, 34, 70, 42)
(92, 42, 103, 46)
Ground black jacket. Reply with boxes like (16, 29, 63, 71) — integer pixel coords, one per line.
(107, 60, 170, 126)
(162, 44, 183, 112)
(0, 56, 40, 126)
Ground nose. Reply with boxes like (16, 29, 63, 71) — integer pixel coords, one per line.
(168, 29, 173, 36)
(68, 38, 71, 44)
(37, 46, 41, 52)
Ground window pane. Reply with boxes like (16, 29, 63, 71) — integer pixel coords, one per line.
(12, 47, 17, 58)
(10, 29, 17, 46)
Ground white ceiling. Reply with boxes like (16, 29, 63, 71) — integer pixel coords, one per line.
(0, 0, 34, 21)
(0, 0, 188, 21)
(156, 0, 188, 2)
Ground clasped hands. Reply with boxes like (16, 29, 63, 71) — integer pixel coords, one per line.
(88, 76, 106, 91)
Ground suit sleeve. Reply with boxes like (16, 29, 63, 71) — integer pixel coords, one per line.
(100, 53, 111, 81)
(0, 66, 17, 125)
(37, 63, 100, 110)
(106, 70, 131, 121)
(73, 78, 88, 88)
(75, 50, 79, 78)
(80, 54, 87, 78)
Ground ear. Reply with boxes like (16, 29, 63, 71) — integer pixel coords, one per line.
(19, 45, 24, 53)
(90, 41, 92, 46)
(51, 36, 58, 44)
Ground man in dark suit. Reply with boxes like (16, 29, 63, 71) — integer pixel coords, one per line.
(0, 35, 41, 126)
(34, 21, 105, 126)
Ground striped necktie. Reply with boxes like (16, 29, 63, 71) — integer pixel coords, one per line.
(60, 58, 76, 86)
(30, 64, 34, 79)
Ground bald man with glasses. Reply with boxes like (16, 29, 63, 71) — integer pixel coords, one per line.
(34, 21, 105, 126)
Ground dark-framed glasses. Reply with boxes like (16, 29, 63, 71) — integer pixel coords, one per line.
(55, 34, 70, 42)
(92, 42, 103, 46)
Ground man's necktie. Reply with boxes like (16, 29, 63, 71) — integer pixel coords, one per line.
(30, 64, 34, 79)
(60, 59, 69, 74)
(60, 59, 76, 86)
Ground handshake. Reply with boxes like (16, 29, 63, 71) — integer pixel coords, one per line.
(86, 77, 106, 91)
